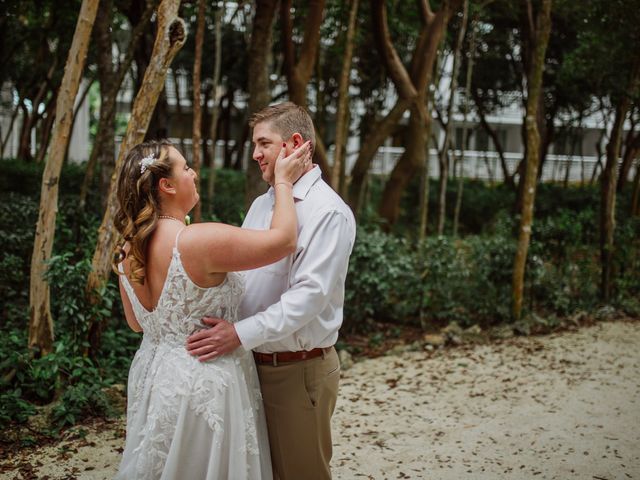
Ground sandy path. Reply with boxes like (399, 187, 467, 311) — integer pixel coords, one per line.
(2, 320, 639, 480)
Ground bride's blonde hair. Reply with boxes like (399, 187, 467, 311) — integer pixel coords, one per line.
(113, 139, 174, 284)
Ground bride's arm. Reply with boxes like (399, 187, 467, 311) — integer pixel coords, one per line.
(119, 280, 142, 332)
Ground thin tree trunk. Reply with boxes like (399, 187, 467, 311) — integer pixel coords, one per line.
(631, 159, 640, 216)
(191, 0, 206, 223)
(171, 72, 186, 153)
(437, 0, 468, 235)
(453, 13, 477, 237)
(331, 0, 359, 198)
(617, 126, 640, 192)
(472, 89, 514, 188)
(35, 94, 57, 163)
(0, 95, 23, 158)
(64, 77, 95, 163)
(18, 68, 56, 161)
(511, 0, 552, 321)
(245, 0, 278, 209)
(86, 0, 186, 356)
(29, 0, 98, 356)
(206, 3, 224, 219)
(600, 58, 640, 301)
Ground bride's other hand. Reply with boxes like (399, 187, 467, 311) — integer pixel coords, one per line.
(274, 140, 312, 185)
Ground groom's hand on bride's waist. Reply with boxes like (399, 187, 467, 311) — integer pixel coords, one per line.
(186, 317, 241, 362)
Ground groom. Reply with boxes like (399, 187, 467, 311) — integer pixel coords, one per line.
(186, 102, 356, 479)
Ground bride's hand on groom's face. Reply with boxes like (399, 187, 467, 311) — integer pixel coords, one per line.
(186, 317, 241, 362)
(274, 140, 312, 184)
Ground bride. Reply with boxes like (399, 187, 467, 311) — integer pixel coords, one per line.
(112, 138, 310, 479)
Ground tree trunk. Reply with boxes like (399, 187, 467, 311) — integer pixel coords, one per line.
(205, 3, 223, 220)
(280, 0, 332, 182)
(86, 0, 186, 356)
(0, 95, 23, 158)
(347, 98, 412, 214)
(453, 12, 477, 237)
(79, 0, 157, 210)
(29, 0, 98, 356)
(34, 93, 58, 164)
(472, 89, 514, 189)
(631, 159, 640, 216)
(511, 0, 552, 322)
(600, 59, 640, 301)
(191, 0, 206, 223)
(617, 127, 640, 192)
(245, 0, 278, 209)
(436, 0, 468, 235)
(379, 104, 430, 227)
(18, 69, 55, 161)
(331, 0, 359, 198)
(378, 0, 461, 225)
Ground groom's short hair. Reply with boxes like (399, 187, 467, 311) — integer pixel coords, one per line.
(249, 102, 316, 151)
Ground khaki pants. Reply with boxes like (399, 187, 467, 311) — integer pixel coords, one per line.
(256, 347, 340, 480)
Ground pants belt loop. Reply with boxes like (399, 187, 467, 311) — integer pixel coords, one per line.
(272, 352, 278, 367)
(321, 348, 327, 359)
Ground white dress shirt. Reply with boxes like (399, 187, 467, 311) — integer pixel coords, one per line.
(234, 166, 356, 353)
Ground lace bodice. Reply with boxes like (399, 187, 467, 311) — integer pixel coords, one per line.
(119, 247, 245, 345)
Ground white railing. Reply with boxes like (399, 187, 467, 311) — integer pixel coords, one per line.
(368, 147, 626, 184)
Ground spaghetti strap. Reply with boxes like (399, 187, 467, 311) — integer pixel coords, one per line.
(174, 227, 187, 253)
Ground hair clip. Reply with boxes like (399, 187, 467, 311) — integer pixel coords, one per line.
(140, 154, 156, 174)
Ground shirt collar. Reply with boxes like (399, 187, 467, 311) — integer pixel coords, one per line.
(268, 165, 321, 202)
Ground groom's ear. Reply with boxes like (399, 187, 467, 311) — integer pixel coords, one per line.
(291, 133, 304, 149)
(158, 177, 176, 195)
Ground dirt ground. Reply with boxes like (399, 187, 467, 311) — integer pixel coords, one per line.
(2, 320, 639, 480)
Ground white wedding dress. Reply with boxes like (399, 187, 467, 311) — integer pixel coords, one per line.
(116, 232, 272, 479)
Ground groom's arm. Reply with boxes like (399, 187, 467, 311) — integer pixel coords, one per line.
(236, 208, 354, 349)
(187, 208, 355, 359)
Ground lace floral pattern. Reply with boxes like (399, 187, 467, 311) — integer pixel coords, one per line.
(116, 249, 272, 479)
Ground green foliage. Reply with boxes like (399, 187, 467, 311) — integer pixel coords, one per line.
(344, 227, 420, 331)
(344, 183, 639, 331)
(197, 168, 247, 225)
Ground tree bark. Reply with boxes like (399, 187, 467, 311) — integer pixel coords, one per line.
(511, 0, 552, 322)
(86, 0, 186, 355)
(245, 0, 278, 209)
(331, 0, 359, 198)
(192, 0, 206, 223)
(29, 0, 98, 356)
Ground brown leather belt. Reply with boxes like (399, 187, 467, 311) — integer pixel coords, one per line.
(253, 347, 330, 366)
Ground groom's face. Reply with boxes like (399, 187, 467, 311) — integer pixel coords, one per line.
(252, 121, 287, 185)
